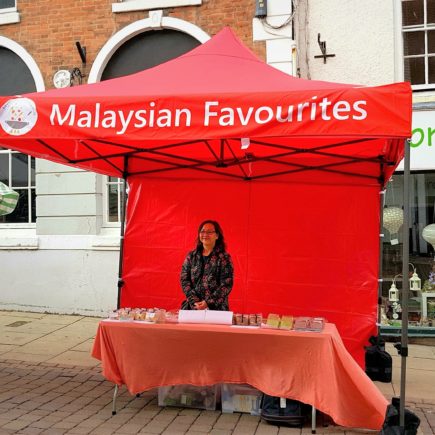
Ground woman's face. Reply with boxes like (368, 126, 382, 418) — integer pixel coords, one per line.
(199, 223, 218, 248)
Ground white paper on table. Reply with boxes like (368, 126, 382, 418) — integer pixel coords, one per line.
(204, 310, 233, 325)
(178, 310, 233, 325)
(178, 310, 206, 323)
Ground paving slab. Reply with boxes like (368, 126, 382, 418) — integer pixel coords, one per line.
(46, 351, 100, 367)
(0, 344, 19, 354)
(0, 331, 46, 346)
(4, 322, 67, 334)
(17, 340, 79, 355)
(392, 367, 435, 402)
(1, 351, 61, 364)
(38, 314, 86, 325)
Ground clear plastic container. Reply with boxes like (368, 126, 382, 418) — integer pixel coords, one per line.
(158, 384, 218, 410)
(221, 384, 263, 415)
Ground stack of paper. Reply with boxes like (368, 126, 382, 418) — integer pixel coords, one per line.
(178, 310, 233, 325)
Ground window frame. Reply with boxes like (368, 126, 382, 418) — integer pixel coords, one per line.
(0, 148, 36, 227)
(0, 0, 16, 14)
(402, 0, 435, 90)
(102, 176, 124, 227)
(0, 0, 19, 26)
(0, 37, 44, 230)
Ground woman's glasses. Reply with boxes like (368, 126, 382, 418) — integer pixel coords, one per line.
(199, 230, 216, 235)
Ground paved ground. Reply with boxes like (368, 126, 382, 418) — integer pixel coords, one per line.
(0, 310, 434, 434)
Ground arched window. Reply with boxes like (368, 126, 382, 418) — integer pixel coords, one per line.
(0, 38, 43, 224)
(88, 18, 208, 225)
(102, 29, 201, 80)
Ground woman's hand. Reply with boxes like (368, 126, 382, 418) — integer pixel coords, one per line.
(194, 300, 208, 310)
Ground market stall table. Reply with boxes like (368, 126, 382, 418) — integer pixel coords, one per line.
(92, 320, 388, 430)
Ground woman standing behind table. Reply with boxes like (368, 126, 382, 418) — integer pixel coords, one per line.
(180, 220, 234, 311)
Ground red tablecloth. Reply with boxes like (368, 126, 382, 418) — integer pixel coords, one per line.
(92, 321, 387, 430)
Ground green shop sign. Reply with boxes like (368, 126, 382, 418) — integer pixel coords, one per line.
(410, 126, 435, 147)
(397, 110, 435, 170)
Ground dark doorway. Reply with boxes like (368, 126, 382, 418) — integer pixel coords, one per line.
(0, 47, 36, 95)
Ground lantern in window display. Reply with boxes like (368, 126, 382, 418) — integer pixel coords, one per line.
(388, 279, 402, 321)
(409, 263, 421, 292)
(383, 206, 403, 245)
(388, 280, 399, 303)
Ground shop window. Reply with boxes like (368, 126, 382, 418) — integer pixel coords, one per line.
(402, 0, 435, 89)
(382, 173, 435, 327)
(0, 148, 35, 224)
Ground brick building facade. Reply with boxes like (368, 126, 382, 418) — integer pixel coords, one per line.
(1, 0, 266, 90)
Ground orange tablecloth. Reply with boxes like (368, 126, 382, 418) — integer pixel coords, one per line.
(92, 321, 387, 430)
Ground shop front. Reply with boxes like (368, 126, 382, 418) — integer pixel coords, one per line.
(382, 106, 435, 333)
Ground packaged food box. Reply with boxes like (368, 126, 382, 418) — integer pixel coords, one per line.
(279, 315, 294, 330)
(293, 316, 325, 332)
(310, 317, 325, 331)
(158, 385, 218, 410)
(221, 384, 263, 415)
(294, 316, 311, 330)
(266, 313, 281, 328)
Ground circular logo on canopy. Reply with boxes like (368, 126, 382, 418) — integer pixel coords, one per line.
(0, 97, 38, 136)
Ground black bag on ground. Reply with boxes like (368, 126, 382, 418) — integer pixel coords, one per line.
(260, 395, 310, 427)
(365, 335, 392, 382)
(380, 397, 420, 435)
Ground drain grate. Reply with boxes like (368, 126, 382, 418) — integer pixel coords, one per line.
(6, 321, 31, 327)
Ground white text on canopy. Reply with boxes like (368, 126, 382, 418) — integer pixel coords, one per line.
(49, 98, 368, 135)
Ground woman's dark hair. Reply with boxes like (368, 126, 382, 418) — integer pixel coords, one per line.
(195, 220, 226, 252)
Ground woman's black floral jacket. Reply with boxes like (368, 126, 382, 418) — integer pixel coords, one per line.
(180, 247, 234, 311)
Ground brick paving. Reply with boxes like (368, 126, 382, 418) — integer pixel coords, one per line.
(0, 359, 434, 435)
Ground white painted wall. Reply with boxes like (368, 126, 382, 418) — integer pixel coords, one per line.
(0, 245, 118, 316)
(36, 160, 103, 235)
(296, 0, 396, 85)
(0, 157, 120, 316)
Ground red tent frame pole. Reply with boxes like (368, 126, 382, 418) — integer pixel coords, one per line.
(117, 157, 129, 309)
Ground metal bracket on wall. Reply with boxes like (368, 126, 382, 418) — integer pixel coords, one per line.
(314, 33, 336, 64)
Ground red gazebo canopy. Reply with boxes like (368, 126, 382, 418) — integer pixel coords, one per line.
(0, 27, 410, 184)
(0, 28, 412, 367)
